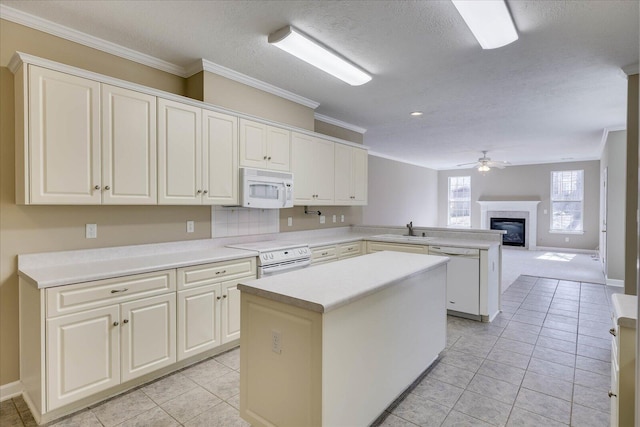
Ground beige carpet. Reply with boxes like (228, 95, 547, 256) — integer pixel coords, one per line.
(502, 247, 605, 291)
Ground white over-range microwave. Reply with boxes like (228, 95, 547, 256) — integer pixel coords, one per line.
(240, 167, 294, 209)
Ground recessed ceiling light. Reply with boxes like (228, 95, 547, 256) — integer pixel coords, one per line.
(410, 111, 423, 117)
(268, 25, 372, 86)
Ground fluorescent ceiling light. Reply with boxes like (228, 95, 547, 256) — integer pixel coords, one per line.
(268, 25, 371, 86)
(451, 0, 518, 49)
(410, 111, 423, 117)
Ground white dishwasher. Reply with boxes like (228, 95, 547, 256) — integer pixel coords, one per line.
(428, 246, 480, 317)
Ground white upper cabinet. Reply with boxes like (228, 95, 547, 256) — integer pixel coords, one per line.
(292, 132, 334, 205)
(102, 84, 157, 204)
(203, 110, 238, 205)
(157, 98, 202, 204)
(239, 119, 290, 172)
(27, 66, 101, 204)
(334, 144, 368, 205)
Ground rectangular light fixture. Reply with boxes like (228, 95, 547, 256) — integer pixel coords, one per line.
(268, 25, 372, 86)
(451, 0, 518, 49)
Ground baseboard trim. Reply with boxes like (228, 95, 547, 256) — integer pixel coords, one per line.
(606, 278, 624, 287)
(0, 380, 22, 402)
(534, 246, 598, 255)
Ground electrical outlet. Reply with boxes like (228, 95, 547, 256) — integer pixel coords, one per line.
(565, 237, 570, 242)
(186, 220, 195, 233)
(287, 217, 293, 227)
(319, 215, 326, 224)
(85, 224, 97, 239)
(332, 214, 336, 223)
(341, 214, 345, 223)
(272, 330, 282, 354)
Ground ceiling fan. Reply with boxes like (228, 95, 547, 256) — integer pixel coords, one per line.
(456, 151, 510, 172)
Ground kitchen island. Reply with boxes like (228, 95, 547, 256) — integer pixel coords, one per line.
(237, 251, 448, 427)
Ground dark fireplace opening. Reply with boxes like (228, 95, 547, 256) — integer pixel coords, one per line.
(491, 218, 526, 247)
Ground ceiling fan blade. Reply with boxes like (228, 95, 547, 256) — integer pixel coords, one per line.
(456, 161, 480, 167)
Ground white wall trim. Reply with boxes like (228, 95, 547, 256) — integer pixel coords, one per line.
(314, 113, 367, 134)
(0, 4, 185, 77)
(606, 278, 625, 287)
(535, 246, 599, 255)
(367, 151, 434, 170)
(0, 380, 22, 402)
(187, 58, 320, 109)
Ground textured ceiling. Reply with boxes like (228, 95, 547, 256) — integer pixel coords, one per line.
(2, 0, 638, 169)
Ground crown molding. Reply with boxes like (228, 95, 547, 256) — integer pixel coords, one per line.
(191, 58, 320, 109)
(1, 5, 321, 109)
(314, 113, 367, 134)
(0, 4, 186, 77)
(368, 151, 434, 170)
(622, 63, 639, 76)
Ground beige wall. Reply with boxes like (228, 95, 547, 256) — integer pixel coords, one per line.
(601, 131, 627, 283)
(362, 156, 438, 227)
(314, 120, 364, 145)
(438, 161, 601, 250)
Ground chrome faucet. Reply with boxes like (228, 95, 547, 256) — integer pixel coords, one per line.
(406, 221, 414, 236)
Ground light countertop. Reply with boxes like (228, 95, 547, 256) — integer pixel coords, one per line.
(237, 251, 449, 313)
(612, 293, 637, 329)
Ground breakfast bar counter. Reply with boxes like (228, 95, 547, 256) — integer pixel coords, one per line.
(238, 251, 448, 427)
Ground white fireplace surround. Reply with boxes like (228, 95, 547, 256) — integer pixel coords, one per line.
(478, 201, 541, 250)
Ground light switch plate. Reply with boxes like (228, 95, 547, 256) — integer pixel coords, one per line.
(86, 224, 97, 239)
(341, 215, 345, 223)
(186, 220, 195, 233)
(287, 217, 293, 227)
(320, 215, 326, 224)
(332, 215, 337, 223)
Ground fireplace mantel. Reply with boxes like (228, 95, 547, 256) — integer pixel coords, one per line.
(477, 200, 541, 249)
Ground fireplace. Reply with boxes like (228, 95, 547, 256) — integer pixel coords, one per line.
(491, 218, 526, 247)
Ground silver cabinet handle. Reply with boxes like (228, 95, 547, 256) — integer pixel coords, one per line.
(609, 328, 616, 337)
(94, 185, 101, 190)
(123, 319, 129, 324)
(111, 288, 128, 294)
(104, 185, 111, 190)
(113, 321, 119, 326)
(321, 252, 328, 256)
(215, 270, 227, 275)
(609, 391, 617, 398)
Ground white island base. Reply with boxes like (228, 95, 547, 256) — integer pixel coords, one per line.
(239, 252, 447, 427)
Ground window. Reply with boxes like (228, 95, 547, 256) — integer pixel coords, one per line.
(551, 170, 584, 232)
(448, 176, 471, 227)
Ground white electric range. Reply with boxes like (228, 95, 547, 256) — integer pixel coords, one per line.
(226, 240, 311, 277)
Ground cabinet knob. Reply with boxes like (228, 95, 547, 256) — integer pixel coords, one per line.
(197, 189, 202, 194)
(113, 321, 119, 326)
(104, 185, 111, 190)
(609, 390, 617, 398)
(263, 156, 267, 160)
(123, 319, 129, 324)
(203, 190, 208, 194)
(217, 296, 221, 300)
(223, 295, 227, 298)
(609, 328, 616, 337)
(94, 185, 101, 190)
(268, 156, 271, 160)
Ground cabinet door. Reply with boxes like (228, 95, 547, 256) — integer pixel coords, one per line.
(292, 132, 316, 204)
(266, 126, 291, 171)
(351, 147, 368, 205)
(203, 110, 238, 205)
(158, 98, 202, 204)
(121, 293, 176, 382)
(102, 84, 157, 204)
(177, 284, 221, 361)
(313, 138, 335, 204)
(46, 305, 120, 410)
(334, 144, 352, 204)
(239, 119, 267, 169)
(29, 66, 101, 204)
(220, 279, 243, 344)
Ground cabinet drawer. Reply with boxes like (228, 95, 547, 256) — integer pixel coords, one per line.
(311, 245, 337, 263)
(366, 241, 428, 254)
(46, 270, 176, 317)
(338, 242, 362, 258)
(177, 258, 256, 290)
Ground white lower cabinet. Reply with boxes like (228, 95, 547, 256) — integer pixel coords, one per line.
(610, 294, 636, 427)
(310, 242, 363, 265)
(366, 241, 428, 254)
(176, 258, 255, 361)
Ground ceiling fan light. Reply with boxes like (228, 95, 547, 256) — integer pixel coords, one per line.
(451, 0, 518, 49)
(478, 164, 491, 172)
(268, 25, 372, 86)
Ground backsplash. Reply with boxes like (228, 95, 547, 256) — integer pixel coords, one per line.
(211, 206, 279, 238)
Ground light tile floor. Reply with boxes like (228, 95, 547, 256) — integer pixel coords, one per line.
(1, 275, 618, 427)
